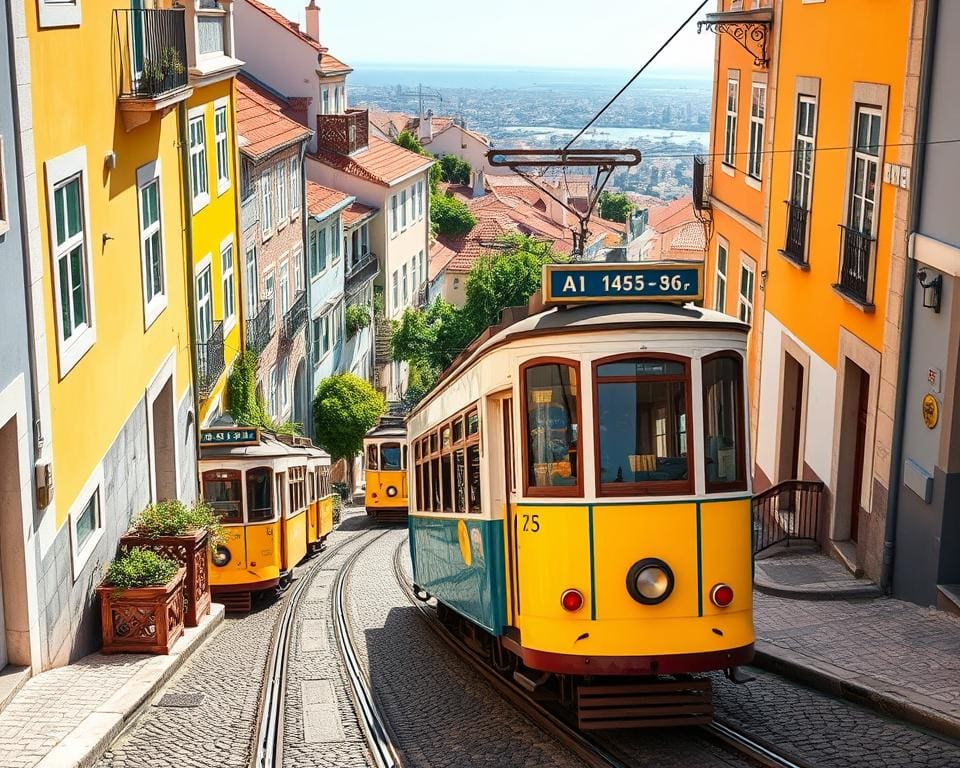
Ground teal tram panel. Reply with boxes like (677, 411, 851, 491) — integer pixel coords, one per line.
(408, 515, 507, 635)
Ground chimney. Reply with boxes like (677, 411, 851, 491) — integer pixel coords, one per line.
(419, 110, 433, 142)
(472, 169, 485, 198)
(305, 1, 320, 42)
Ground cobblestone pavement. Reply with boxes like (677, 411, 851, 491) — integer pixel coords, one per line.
(755, 591, 960, 712)
(96, 513, 376, 768)
(711, 667, 960, 768)
(754, 550, 880, 597)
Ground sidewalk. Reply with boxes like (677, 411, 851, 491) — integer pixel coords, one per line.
(753, 551, 960, 739)
(0, 604, 223, 768)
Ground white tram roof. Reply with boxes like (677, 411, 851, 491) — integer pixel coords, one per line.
(365, 416, 407, 440)
(199, 431, 330, 464)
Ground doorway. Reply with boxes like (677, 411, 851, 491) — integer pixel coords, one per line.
(150, 377, 177, 501)
(850, 372, 870, 543)
(834, 358, 871, 543)
(778, 352, 805, 482)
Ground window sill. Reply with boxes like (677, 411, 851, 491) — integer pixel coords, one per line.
(721, 163, 736, 177)
(192, 193, 210, 216)
(223, 314, 237, 337)
(38, 0, 82, 28)
(58, 324, 96, 379)
(143, 295, 168, 330)
(831, 284, 876, 313)
(777, 250, 810, 271)
(217, 178, 231, 197)
(71, 526, 104, 582)
(262, 229, 274, 243)
(745, 175, 762, 191)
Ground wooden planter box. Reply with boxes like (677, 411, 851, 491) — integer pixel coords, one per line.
(98, 568, 186, 655)
(119, 529, 211, 627)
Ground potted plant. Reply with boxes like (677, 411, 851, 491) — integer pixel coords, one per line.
(120, 500, 224, 627)
(98, 548, 185, 655)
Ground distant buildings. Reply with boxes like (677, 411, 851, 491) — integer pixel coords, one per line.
(634, 197, 706, 263)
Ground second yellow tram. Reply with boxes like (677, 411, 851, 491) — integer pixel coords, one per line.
(363, 416, 409, 523)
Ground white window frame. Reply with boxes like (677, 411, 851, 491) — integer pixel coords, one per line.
(261, 167, 273, 238)
(747, 82, 766, 183)
(290, 156, 301, 215)
(320, 310, 331, 358)
(402, 261, 409, 305)
(278, 357, 288, 414)
(268, 365, 278, 417)
(331, 219, 341, 263)
(311, 317, 321, 367)
(195, 255, 213, 343)
(715, 239, 729, 313)
(188, 106, 209, 213)
(792, 95, 817, 209)
(220, 235, 236, 334)
(39, 0, 82, 29)
(724, 76, 739, 169)
(276, 161, 288, 227)
(137, 159, 168, 329)
(293, 246, 303, 293)
(400, 188, 408, 229)
(417, 180, 425, 219)
(0, 135, 9, 236)
(245, 244, 258, 316)
(848, 105, 883, 236)
(392, 269, 399, 314)
(279, 259, 290, 318)
(68, 463, 105, 580)
(46, 146, 96, 376)
(391, 194, 398, 236)
(321, 87, 330, 115)
(738, 256, 756, 325)
(419, 249, 426, 283)
(214, 98, 230, 196)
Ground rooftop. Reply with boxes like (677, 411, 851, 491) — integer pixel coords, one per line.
(343, 200, 377, 227)
(312, 136, 434, 187)
(236, 74, 312, 161)
(306, 180, 352, 217)
(244, 0, 352, 75)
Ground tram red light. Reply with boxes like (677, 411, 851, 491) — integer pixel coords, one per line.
(710, 583, 734, 608)
(561, 589, 584, 613)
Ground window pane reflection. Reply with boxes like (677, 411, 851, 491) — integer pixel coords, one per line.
(703, 355, 745, 489)
(525, 363, 579, 490)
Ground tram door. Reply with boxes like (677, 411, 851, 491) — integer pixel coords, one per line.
(487, 393, 518, 625)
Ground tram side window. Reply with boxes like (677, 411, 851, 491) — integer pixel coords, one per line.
(289, 466, 306, 515)
(524, 362, 580, 493)
(430, 452, 442, 511)
(367, 443, 379, 471)
(202, 470, 242, 524)
(247, 467, 274, 522)
(381, 442, 402, 471)
(467, 445, 481, 513)
(441, 452, 454, 512)
(454, 449, 466, 512)
(703, 354, 746, 491)
(595, 357, 692, 495)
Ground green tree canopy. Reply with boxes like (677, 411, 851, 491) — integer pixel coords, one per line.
(431, 193, 476, 237)
(598, 191, 634, 224)
(396, 130, 442, 192)
(312, 373, 386, 462)
(439, 154, 472, 185)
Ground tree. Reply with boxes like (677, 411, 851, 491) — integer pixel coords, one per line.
(598, 191, 634, 224)
(431, 193, 476, 237)
(440, 154, 472, 185)
(313, 374, 386, 489)
(396, 130, 442, 192)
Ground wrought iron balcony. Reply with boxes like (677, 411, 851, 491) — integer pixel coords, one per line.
(246, 299, 273, 355)
(836, 225, 875, 305)
(196, 321, 225, 400)
(345, 251, 379, 294)
(782, 201, 809, 267)
(115, 8, 190, 122)
(414, 281, 429, 309)
(283, 291, 308, 340)
(316, 109, 370, 156)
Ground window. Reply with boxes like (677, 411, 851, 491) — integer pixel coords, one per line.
(321, 87, 330, 114)
(52, 172, 92, 347)
(417, 181, 425, 219)
(392, 270, 399, 311)
(74, 492, 98, 552)
(189, 112, 209, 211)
(137, 162, 165, 325)
(221, 238, 235, 330)
(321, 311, 330, 356)
(264, 271, 275, 332)
(311, 317, 321, 365)
(400, 189, 408, 228)
(276, 162, 288, 223)
(214, 102, 230, 194)
(594, 356, 692, 496)
(245, 245, 258, 316)
(792, 96, 817, 208)
(293, 247, 303, 292)
(309, 229, 319, 277)
(290, 156, 301, 213)
(419, 249, 426, 283)
(414, 406, 482, 513)
(402, 262, 409, 305)
(261, 168, 273, 234)
(268, 366, 278, 416)
(381, 443, 402, 470)
(196, 261, 213, 342)
(523, 361, 580, 495)
(738, 260, 755, 324)
(279, 262, 289, 317)
(246, 467, 274, 522)
(367, 442, 379, 470)
(333, 85, 342, 114)
(714, 241, 728, 313)
(724, 77, 739, 167)
(331, 220, 341, 262)
(748, 82, 766, 181)
(278, 357, 288, 412)
(390, 195, 398, 235)
(848, 106, 882, 235)
(361, 223, 369, 256)
(202, 469, 242, 524)
(703, 354, 746, 492)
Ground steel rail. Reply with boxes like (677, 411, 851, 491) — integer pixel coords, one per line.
(703, 721, 809, 768)
(333, 532, 402, 768)
(251, 527, 383, 768)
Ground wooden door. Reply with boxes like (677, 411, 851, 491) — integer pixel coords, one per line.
(850, 373, 869, 543)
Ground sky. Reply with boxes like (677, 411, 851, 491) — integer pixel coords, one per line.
(268, 0, 715, 75)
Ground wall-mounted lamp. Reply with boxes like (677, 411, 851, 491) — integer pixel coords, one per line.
(760, 269, 769, 290)
(917, 268, 942, 313)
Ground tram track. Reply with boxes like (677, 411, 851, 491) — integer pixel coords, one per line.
(391, 535, 806, 768)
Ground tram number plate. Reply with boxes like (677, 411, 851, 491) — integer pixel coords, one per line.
(545, 265, 702, 303)
(522, 514, 540, 533)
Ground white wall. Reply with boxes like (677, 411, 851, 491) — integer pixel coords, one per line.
(428, 127, 499, 178)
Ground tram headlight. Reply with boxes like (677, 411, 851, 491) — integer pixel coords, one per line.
(626, 559, 674, 605)
(212, 546, 231, 567)
(386, 485, 398, 498)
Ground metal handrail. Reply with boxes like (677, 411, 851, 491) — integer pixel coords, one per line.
(246, 299, 273, 354)
(752, 479, 824, 554)
(782, 200, 808, 266)
(283, 291, 308, 340)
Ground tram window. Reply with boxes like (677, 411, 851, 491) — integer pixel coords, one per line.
(202, 470, 242, 524)
(441, 455, 454, 512)
(430, 457, 441, 510)
(430, 432, 438, 454)
(454, 449, 466, 512)
(416, 460, 424, 510)
(523, 361, 580, 493)
(403, 444, 408, 470)
(453, 418, 464, 444)
(367, 443, 379, 471)
(381, 442, 402, 471)
(703, 354, 746, 491)
(441, 426, 452, 450)
(466, 410, 479, 437)
(595, 357, 692, 495)
(246, 467, 274, 522)
(467, 445, 481, 513)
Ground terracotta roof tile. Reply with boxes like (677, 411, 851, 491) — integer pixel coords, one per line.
(244, 0, 352, 73)
(368, 110, 414, 138)
(306, 180, 351, 217)
(647, 196, 695, 230)
(311, 136, 434, 186)
(343, 200, 377, 227)
(236, 75, 311, 160)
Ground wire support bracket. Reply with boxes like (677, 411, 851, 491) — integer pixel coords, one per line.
(697, 15, 771, 68)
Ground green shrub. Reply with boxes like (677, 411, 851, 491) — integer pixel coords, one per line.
(105, 548, 179, 590)
(431, 193, 476, 237)
(131, 500, 226, 549)
(345, 304, 371, 338)
(440, 154, 471, 185)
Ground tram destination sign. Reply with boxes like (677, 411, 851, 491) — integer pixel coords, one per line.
(542, 263, 704, 305)
(200, 427, 261, 447)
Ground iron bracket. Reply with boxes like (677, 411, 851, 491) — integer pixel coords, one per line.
(697, 19, 771, 68)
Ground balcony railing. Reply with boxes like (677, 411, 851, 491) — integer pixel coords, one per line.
(753, 480, 824, 555)
(246, 299, 273, 355)
(782, 201, 808, 266)
(836, 224, 875, 305)
(317, 109, 370, 156)
(345, 251, 379, 294)
(414, 281, 429, 309)
(197, 321, 225, 400)
(115, 8, 188, 100)
(283, 291, 308, 340)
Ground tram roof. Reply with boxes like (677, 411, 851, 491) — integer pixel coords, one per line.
(365, 420, 407, 439)
(200, 431, 330, 462)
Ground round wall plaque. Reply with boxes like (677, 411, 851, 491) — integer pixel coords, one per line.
(922, 394, 940, 430)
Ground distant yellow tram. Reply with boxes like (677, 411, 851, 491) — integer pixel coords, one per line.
(407, 262, 754, 728)
(199, 426, 334, 611)
(363, 416, 409, 523)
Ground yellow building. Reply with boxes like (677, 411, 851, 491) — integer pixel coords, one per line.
(9, 0, 240, 669)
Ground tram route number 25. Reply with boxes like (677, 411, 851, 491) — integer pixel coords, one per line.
(521, 514, 540, 532)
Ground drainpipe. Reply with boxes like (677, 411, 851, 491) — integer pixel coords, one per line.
(178, 101, 203, 497)
(299, 140, 310, 435)
(881, 0, 938, 593)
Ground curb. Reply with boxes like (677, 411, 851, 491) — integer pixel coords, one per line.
(754, 640, 960, 741)
(35, 603, 225, 768)
(753, 575, 882, 600)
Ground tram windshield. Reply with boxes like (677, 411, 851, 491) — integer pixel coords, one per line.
(524, 362, 579, 491)
(381, 442, 402, 471)
(702, 354, 746, 491)
(246, 467, 273, 522)
(202, 469, 242, 524)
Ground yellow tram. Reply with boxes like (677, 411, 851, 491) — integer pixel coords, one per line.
(363, 416, 409, 522)
(199, 426, 335, 611)
(406, 262, 754, 729)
